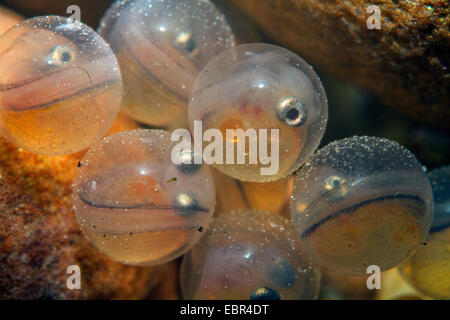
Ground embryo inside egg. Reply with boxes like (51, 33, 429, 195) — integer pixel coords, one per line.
(291, 136, 434, 275)
(188, 43, 328, 182)
(0, 15, 122, 155)
(72, 129, 215, 266)
(180, 210, 321, 300)
(98, 0, 235, 127)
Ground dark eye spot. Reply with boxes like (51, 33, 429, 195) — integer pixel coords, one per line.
(250, 287, 281, 300)
(276, 96, 307, 127)
(47, 45, 75, 67)
(286, 108, 299, 121)
(62, 51, 72, 63)
(175, 150, 202, 175)
(175, 31, 197, 54)
(321, 175, 349, 202)
(175, 193, 201, 216)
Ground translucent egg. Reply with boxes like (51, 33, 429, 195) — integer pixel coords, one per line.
(72, 129, 215, 266)
(188, 43, 328, 182)
(0, 16, 122, 155)
(291, 136, 434, 275)
(399, 166, 450, 299)
(98, 0, 235, 127)
(180, 210, 321, 300)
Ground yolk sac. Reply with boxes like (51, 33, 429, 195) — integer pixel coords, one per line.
(188, 43, 328, 182)
(399, 165, 450, 299)
(291, 136, 434, 275)
(98, 0, 235, 128)
(180, 210, 321, 300)
(72, 129, 215, 266)
(0, 15, 122, 155)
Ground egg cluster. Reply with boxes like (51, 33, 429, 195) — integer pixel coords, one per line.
(0, 0, 446, 300)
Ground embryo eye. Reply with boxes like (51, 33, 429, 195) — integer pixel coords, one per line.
(276, 96, 308, 127)
(47, 45, 75, 66)
(174, 31, 197, 54)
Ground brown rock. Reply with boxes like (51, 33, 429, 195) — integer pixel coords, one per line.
(221, 0, 450, 130)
